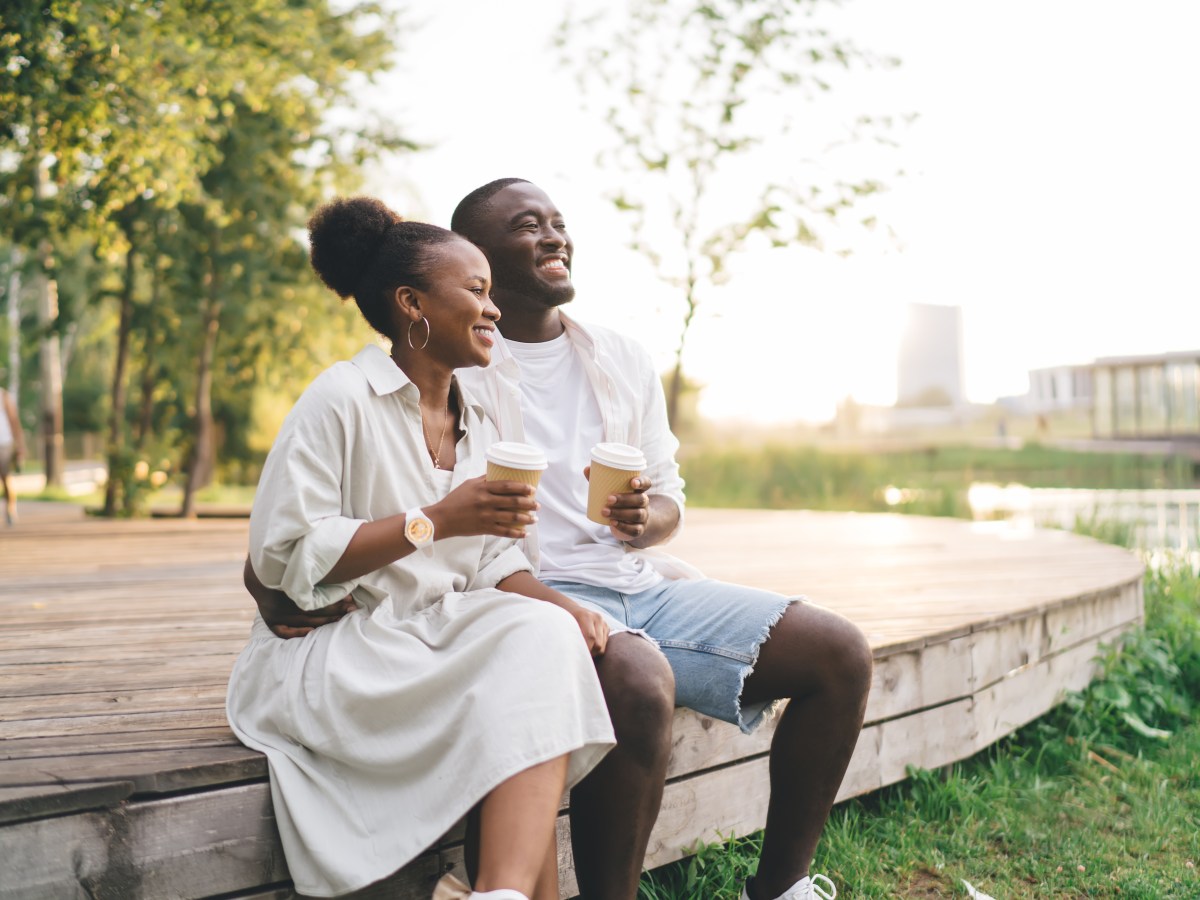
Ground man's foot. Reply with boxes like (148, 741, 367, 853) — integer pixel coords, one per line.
(743, 873, 837, 900)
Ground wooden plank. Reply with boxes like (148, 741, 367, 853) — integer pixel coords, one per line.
(0, 786, 285, 899)
(972, 622, 1130, 752)
(0, 726, 241, 760)
(0, 781, 133, 826)
(864, 635, 973, 722)
(0, 684, 230, 721)
(0, 806, 115, 900)
(0, 746, 265, 794)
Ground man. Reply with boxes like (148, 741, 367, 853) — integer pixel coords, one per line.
(252, 180, 872, 900)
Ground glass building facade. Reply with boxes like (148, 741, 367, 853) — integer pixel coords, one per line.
(1091, 352, 1200, 439)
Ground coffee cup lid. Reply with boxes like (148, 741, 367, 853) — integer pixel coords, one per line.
(486, 441, 548, 470)
(590, 442, 646, 471)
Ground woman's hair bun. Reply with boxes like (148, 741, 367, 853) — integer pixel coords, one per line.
(308, 197, 401, 298)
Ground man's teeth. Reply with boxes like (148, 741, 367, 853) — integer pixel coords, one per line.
(541, 259, 565, 269)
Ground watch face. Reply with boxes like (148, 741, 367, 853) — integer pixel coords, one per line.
(406, 516, 434, 545)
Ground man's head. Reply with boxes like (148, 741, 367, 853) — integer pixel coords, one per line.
(451, 179, 575, 315)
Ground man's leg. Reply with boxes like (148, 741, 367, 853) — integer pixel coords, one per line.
(740, 603, 873, 899)
(569, 632, 675, 900)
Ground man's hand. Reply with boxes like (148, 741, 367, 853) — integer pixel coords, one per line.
(585, 466, 652, 543)
(245, 557, 354, 639)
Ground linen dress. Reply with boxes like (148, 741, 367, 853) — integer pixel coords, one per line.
(226, 344, 615, 898)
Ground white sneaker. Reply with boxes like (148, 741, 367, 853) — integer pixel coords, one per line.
(742, 874, 838, 900)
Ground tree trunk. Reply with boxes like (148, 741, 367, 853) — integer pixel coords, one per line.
(103, 244, 137, 516)
(136, 221, 163, 452)
(34, 239, 64, 488)
(181, 244, 222, 518)
(665, 279, 698, 429)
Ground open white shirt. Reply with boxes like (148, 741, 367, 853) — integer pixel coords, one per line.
(506, 331, 661, 592)
(457, 312, 698, 585)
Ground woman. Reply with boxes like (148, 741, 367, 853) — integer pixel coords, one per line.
(226, 197, 615, 900)
(0, 381, 24, 527)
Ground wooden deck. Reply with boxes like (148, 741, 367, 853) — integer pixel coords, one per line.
(0, 509, 1144, 899)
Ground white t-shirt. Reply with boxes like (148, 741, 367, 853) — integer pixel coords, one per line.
(506, 333, 662, 593)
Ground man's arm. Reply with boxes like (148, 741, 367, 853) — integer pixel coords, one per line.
(244, 557, 355, 639)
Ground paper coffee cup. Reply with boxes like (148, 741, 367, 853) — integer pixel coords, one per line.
(486, 442, 548, 490)
(587, 442, 647, 525)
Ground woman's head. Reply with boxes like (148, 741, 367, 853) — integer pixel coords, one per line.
(307, 197, 499, 369)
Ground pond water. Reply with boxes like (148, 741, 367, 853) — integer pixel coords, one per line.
(966, 484, 1200, 553)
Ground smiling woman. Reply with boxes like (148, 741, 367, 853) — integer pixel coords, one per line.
(224, 196, 616, 899)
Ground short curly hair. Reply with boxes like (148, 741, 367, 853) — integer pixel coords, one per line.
(450, 178, 531, 241)
(308, 196, 462, 339)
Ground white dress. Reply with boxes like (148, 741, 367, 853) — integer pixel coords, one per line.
(226, 344, 615, 898)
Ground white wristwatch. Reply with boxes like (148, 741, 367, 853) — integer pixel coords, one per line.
(404, 507, 435, 555)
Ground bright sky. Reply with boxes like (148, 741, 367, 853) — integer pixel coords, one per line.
(355, 0, 1200, 424)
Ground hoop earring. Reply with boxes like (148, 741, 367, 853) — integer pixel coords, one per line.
(407, 316, 430, 351)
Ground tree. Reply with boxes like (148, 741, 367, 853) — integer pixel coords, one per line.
(166, 0, 400, 517)
(2, 0, 406, 514)
(0, 0, 219, 489)
(561, 0, 903, 425)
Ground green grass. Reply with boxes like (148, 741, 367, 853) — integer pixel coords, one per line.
(679, 443, 1197, 514)
(638, 556, 1200, 899)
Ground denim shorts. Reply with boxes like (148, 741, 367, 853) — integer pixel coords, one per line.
(543, 578, 798, 733)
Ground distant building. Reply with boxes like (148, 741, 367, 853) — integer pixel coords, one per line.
(1091, 350, 1200, 439)
(896, 303, 964, 407)
(1027, 364, 1093, 414)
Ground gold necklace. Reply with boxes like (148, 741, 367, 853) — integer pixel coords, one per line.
(421, 406, 452, 469)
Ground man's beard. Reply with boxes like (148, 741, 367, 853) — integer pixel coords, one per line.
(503, 266, 576, 309)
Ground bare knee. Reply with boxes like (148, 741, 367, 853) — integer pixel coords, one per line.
(825, 614, 873, 703)
(748, 604, 873, 706)
(595, 634, 675, 759)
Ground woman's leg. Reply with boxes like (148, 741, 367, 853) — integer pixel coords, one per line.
(531, 835, 560, 900)
(473, 754, 569, 896)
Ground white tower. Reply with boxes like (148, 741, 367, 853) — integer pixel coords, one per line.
(897, 303, 965, 407)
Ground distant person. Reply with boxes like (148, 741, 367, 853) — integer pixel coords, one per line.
(251, 180, 874, 900)
(0, 382, 25, 526)
(228, 197, 615, 900)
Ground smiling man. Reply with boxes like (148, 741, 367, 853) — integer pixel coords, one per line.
(251, 179, 873, 900)
(449, 179, 873, 900)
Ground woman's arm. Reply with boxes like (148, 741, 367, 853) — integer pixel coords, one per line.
(320, 476, 539, 584)
(496, 570, 609, 656)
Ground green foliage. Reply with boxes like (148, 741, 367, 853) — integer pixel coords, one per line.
(1, 0, 407, 511)
(639, 833, 762, 899)
(639, 554, 1200, 898)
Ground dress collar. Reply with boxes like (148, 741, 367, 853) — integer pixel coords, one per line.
(351, 343, 484, 421)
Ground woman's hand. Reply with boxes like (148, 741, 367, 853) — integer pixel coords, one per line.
(566, 600, 610, 657)
(428, 475, 539, 541)
(494, 571, 610, 657)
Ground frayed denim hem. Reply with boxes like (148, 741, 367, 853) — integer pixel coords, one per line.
(733, 594, 807, 734)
